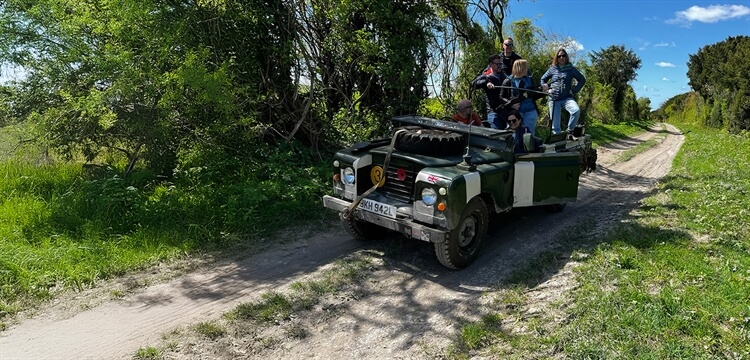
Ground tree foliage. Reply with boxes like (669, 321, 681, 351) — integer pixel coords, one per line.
(0, 0, 666, 175)
(588, 45, 641, 115)
(686, 36, 750, 133)
(0, 0, 441, 173)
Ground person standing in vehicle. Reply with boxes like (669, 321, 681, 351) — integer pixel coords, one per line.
(481, 37, 523, 77)
(452, 99, 484, 126)
(540, 48, 586, 138)
(500, 59, 540, 135)
(500, 37, 522, 76)
(471, 54, 508, 129)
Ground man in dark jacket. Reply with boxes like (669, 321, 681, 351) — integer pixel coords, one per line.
(471, 54, 508, 129)
(500, 37, 522, 76)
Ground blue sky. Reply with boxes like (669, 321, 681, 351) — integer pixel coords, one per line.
(506, 0, 750, 107)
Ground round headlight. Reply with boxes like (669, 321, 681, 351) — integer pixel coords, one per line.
(421, 188, 438, 206)
(343, 167, 355, 184)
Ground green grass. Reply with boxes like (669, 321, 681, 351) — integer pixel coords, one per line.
(192, 321, 227, 340)
(448, 124, 750, 358)
(536, 117, 653, 148)
(0, 130, 332, 320)
(615, 123, 668, 162)
(133, 346, 162, 360)
(585, 118, 654, 147)
(226, 252, 376, 324)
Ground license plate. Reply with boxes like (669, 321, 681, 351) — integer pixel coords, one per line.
(357, 198, 397, 219)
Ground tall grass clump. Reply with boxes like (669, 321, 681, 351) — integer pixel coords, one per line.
(0, 138, 331, 320)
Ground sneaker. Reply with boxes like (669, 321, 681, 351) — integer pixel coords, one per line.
(567, 134, 578, 141)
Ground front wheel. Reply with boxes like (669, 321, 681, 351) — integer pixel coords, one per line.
(434, 197, 488, 269)
(341, 215, 382, 241)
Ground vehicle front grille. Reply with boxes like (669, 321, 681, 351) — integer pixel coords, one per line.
(380, 159, 415, 203)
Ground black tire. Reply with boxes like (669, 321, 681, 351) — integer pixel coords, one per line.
(545, 203, 567, 213)
(394, 127, 465, 156)
(341, 216, 382, 241)
(434, 197, 488, 269)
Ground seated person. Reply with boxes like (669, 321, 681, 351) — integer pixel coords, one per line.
(507, 110, 535, 154)
(452, 99, 484, 126)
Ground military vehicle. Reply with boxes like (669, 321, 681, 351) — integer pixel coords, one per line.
(322, 115, 596, 269)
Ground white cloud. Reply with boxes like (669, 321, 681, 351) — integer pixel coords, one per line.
(654, 42, 677, 48)
(662, 77, 670, 81)
(670, 5, 750, 24)
(656, 62, 676, 68)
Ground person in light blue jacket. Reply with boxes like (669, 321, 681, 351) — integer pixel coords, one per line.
(500, 59, 539, 135)
(540, 48, 586, 138)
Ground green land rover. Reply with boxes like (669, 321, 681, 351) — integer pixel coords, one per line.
(323, 115, 596, 269)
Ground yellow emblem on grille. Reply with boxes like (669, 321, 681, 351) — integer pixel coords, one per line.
(370, 166, 386, 187)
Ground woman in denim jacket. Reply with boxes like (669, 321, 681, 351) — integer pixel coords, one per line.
(540, 48, 586, 138)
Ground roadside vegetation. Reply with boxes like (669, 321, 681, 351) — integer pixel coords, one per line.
(0, 136, 330, 322)
(445, 124, 749, 358)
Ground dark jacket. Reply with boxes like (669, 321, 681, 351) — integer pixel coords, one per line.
(471, 71, 507, 113)
(512, 125, 532, 154)
(540, 64, 586, 101)
(500, 52, 522, 76)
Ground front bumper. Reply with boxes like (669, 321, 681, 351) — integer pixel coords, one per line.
(323, 195, 448, 243)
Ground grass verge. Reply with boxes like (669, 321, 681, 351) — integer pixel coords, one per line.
(0, 136, 333, 323)
(446, 124, 750, 358)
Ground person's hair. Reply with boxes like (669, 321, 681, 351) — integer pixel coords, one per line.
(552, 48, 568, 66)
(457, 99, 472, 111)
(507, 110, 522, 124)
(512, 59, 529, 78)
(504, 37, 514, 44)
(489, 54, 503, 64)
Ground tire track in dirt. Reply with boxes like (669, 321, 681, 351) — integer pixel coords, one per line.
(0, 124, 684, 360)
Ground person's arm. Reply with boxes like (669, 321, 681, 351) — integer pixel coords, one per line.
(471, 74, 488, 89)
(471, 113, 483, 126)
(572, 68, 586, 94)
(540, 67, 552, 84)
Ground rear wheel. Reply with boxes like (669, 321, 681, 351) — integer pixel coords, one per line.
(341, 215, 382, 241)
(434, 197, 488, 269)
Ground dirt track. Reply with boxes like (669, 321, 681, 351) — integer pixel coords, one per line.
(0, 124, 684, 360)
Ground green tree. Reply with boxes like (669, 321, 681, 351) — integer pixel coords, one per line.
(0, 0, 298, 174)
(589, 45, 642, 116)
(637, 97, 651, 120)
(687, 36, 750, 133)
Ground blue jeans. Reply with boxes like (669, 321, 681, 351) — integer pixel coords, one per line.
(520, 109, 538, 135)
(487, 111, 506, 130)
(549, 98, 580, 134)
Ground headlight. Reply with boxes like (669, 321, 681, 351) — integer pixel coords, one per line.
(421, 188, 437, 206)
(343, 167, 355, 184)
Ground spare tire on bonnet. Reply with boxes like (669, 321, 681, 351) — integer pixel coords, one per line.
(394, 126, 465, 156)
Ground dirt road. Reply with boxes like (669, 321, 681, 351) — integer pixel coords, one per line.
(0, 124, 684, 360)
